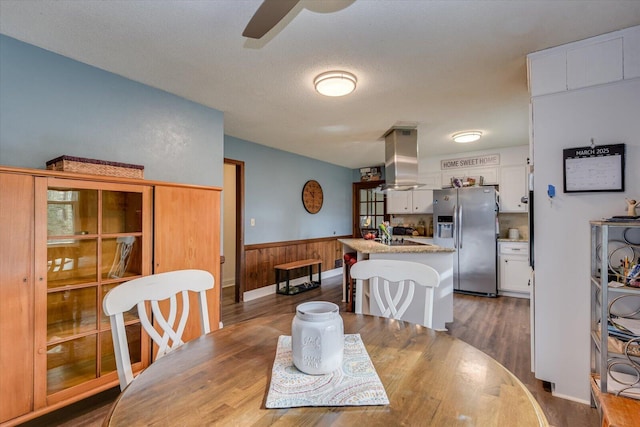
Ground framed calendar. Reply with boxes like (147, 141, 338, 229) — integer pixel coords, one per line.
(563, 143, 625, 193)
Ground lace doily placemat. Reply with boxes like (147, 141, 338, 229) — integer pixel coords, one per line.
(265, 334, 389, 408)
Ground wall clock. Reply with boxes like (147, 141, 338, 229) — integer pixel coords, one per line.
(302, 180, 323, 214)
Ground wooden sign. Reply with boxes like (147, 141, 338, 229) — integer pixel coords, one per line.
(440, 154, 500, 170)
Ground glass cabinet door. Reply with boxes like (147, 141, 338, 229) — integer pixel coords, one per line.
(44, 180, 149, 396)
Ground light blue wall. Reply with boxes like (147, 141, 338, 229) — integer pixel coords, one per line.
(0, 35, 223, 186)
(0, 35, 354, 245)
(225, 135, 353, 245)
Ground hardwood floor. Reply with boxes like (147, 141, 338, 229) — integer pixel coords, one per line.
(19, 276, 598, 427)
(448, 293, 599, 427)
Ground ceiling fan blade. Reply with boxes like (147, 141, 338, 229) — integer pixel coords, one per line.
(243, 0, 301, 39)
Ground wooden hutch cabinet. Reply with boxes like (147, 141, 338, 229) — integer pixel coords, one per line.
(0, 166, 221, 426)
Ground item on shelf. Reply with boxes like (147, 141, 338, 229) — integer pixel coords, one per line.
(607, 216, 640, 222)
(599, 240, 638, 281)
(596, 372, 640, 400)
(450, 176, 484, 188)
(627, 264, 640, 287)
(46, 155, 144, 178)
(359, 166, 381, 182)
(610, 317, 640, 336)
(624, 228, 640, 245)
(626, 198, 639, 217)
(108, 236, 136, 279)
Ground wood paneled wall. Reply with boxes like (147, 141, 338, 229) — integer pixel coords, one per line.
(243, 236, 349, 292)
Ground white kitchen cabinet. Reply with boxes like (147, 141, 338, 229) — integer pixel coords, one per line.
(499, 165, 527, 212)
(624, 26, 640, 79)
(528, 50, 567, 96)
(413, 190, 433, 213)
(528, 26, 639, 97)
(567, 38, 623, 91)
(386, 190, 434, 214)
(498, 241, 530, 297)
(386, 191, 411, 214)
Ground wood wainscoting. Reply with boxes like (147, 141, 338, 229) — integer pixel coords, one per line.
(243, 236, 350, 295)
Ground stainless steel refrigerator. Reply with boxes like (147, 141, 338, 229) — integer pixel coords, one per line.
(433, 187, 499, 296)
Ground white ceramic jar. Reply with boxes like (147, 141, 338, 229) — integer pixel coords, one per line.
(508, 228, 520, 240)
(291, 301, 344, 375)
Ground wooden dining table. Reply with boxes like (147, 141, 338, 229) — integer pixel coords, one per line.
(103, 312, 548, 426)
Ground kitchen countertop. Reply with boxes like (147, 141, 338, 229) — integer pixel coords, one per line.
(338, 238, 454, 254)
(498, 238, 529, 243)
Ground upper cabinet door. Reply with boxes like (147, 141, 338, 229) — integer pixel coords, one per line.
(528, 51, 567, 96)
(567, 38, 623, 90)
(386, 191, 412, 214)
(412, 190, 434, 214)
(499, 166, 527, 213)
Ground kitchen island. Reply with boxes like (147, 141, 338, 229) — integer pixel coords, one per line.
(339, 238, 454, 331)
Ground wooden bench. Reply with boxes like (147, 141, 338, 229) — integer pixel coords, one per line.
(591, 376, 640, 427)
(275, 259, 322, 295)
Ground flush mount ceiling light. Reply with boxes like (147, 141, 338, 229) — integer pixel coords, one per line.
(314, 71, 357, 97)
(452, 131, 482, 143)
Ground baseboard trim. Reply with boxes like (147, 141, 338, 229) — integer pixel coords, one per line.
(550, 391, 590, 405)
(498, 290, 530, 299)
(243, 268, 342, 302)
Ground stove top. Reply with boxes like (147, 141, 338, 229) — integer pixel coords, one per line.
(385, 238, 429, 246)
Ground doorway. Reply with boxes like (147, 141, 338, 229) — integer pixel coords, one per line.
(223, 158, 245, 303)
(352, 181, 387, 237)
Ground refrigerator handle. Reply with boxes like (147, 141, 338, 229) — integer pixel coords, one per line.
(453, 203, 458, 248)
(458, 202, 463, 249)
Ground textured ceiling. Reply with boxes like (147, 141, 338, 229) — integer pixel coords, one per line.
(1, 1, 639, 169)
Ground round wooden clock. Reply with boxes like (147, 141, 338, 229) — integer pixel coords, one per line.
(302, 180, 323, 214)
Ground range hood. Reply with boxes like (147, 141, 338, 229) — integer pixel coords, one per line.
(377, 126, 423, 192)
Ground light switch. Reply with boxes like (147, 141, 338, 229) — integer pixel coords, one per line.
(250, 218, 255, 226)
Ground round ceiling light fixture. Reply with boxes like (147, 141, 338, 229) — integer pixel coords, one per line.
(314, 71, 357, 97)
(452, 131, 482, 143)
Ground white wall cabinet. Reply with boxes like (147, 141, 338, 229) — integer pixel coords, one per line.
(413, 190, 433, 213)
(499, 165, 527, 212)
(528, 50, 567, 96)
(528, 26, 639, 97)
(567, 38, 623, 91)
(498, 241, 530, 297)
(386, 189, 433, 214)
(386, 191, 411, 214)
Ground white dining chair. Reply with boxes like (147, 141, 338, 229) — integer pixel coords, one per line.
(103, 269, 214, 390)
(349, 259, 440, 328)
